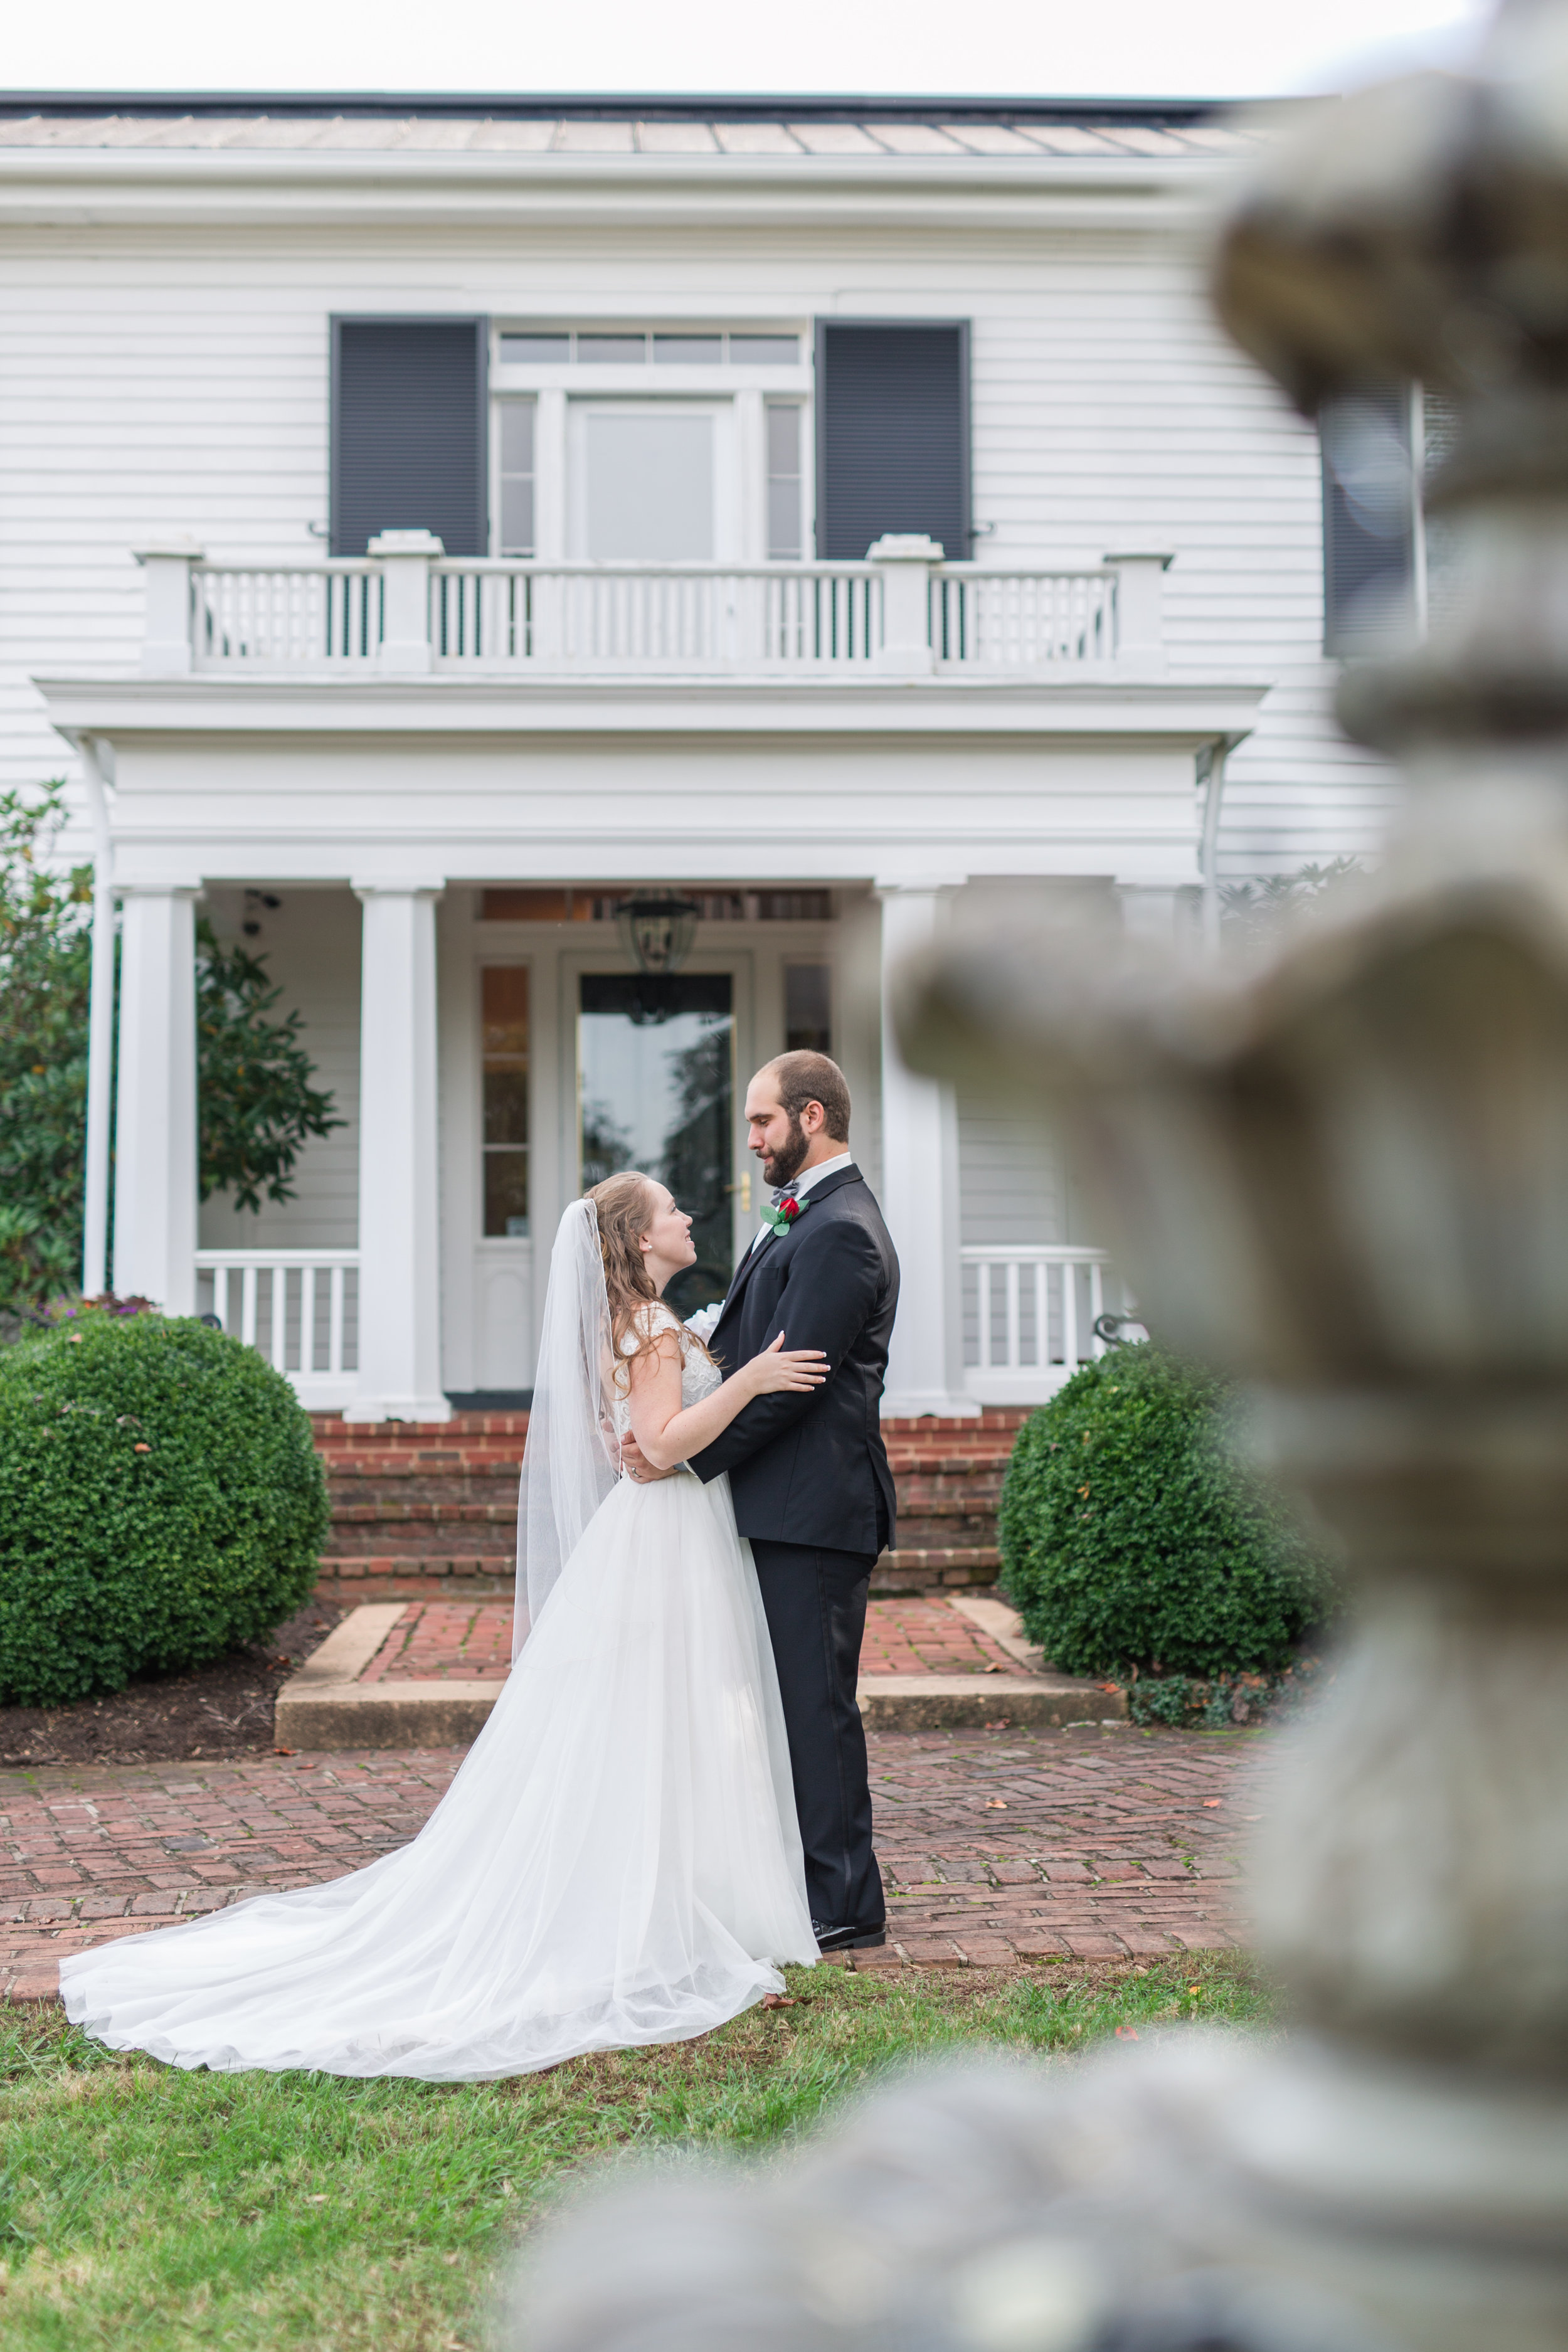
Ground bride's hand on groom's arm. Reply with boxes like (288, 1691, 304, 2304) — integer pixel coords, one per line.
(739, 1332, 828, 1399)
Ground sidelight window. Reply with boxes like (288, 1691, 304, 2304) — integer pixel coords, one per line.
(482, 967, 530, 1237)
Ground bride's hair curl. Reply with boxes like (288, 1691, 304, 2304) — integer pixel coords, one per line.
(586, 1172, 715, 1389)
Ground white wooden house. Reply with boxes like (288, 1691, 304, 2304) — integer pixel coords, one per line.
(0, 95, 1409, 1419)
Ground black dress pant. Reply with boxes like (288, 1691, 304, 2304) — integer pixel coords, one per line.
(749, 1539, 885, 1934)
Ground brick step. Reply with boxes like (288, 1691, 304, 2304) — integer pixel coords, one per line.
(326, 1470, 521, 1505)
(311, 1406, 1027, 1591)
(309, 1407, 1030, 1477)
(312, 1545, 1003, 1605)
(326, 1491, 1000, 1546)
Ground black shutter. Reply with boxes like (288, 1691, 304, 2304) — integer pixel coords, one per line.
(815, 321, 970, 561)
(1320, 386, 1417, 655)
(331, 317, 487, 558)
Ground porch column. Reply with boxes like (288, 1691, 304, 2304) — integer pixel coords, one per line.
(347, 882, 450, 1423)
(112, 884, 199, 1313)
(876, 881, 976, 1419)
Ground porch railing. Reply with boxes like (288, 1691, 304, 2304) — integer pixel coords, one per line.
(961, 1245, 1143, 1403)
(194, 1248, 359, 1407)
(138, 536, 1170, 681)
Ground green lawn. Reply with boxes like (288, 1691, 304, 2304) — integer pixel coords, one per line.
(0, 1956, 1270, 2351)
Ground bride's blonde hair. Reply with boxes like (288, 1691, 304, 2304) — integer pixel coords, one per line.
(586, 1172, 715, 1388)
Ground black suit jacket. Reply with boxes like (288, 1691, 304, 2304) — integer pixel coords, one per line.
(689, 1164, 899, 1555)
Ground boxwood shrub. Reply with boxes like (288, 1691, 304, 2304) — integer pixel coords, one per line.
(0, 1308, 327, 1707)
(997, 1343, 1336, 1680)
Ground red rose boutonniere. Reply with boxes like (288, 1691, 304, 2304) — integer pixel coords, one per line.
(760, 1195, 809, 1235)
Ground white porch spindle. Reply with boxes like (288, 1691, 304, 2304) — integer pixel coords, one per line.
(349, 883, 450, 1422)
(112, 885, 199, 1314)
(877, 880, 974, 1417)
(194, 1249, 359, 1409)
(958, 1246, 1138, 1404)
(1061, 1258, 1079, 1369)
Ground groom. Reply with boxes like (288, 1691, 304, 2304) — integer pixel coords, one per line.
(625, 1051, 898, 1952)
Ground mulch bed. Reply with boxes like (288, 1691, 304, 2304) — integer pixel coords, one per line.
(0, 1601, 347, 1769)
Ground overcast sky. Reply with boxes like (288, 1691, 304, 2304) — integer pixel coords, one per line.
(5, 0, 1493, 103)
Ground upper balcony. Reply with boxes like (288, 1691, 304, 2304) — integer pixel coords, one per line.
(134, 532, 1174, 686)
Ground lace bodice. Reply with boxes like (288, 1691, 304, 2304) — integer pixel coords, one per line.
(612, 1306, 720, 1439)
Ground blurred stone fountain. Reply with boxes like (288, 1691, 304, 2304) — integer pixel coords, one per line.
(512, 9, 1568, 2346)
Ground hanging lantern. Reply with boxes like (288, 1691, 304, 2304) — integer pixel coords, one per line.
(615, 892, 700, 978)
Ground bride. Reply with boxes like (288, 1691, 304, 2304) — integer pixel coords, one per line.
(59, 1175, 825, 2079)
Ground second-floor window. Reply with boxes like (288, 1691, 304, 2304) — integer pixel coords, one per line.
(490, 324, 810, 563)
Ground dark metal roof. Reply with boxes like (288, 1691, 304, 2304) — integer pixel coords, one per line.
(0, 90, 1261, 124)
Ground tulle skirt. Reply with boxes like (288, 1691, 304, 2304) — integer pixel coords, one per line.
(59, 1471, 817, 2079)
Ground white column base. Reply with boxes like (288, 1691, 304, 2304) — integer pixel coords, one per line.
(881, 1385, 981, 1421)
(344, 1393, 455, 1426)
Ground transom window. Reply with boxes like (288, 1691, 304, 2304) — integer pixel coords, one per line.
(497, 331, 800, 366)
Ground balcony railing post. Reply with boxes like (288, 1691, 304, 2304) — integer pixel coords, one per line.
(1103, 551, 1173, 674)
(133, 540, 204, 675)
(867, 534, 943, 676)
(368, 530, 442, 674)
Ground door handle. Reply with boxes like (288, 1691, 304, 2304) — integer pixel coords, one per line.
(724, 1173, 753, 1210)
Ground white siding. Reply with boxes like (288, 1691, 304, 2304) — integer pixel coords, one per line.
(1, 215, 1393, 877)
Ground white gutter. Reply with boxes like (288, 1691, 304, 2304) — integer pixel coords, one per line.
(76, 735, 117, 1297)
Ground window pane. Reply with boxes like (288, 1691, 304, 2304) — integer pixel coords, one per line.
(767, 477, 801, 561)
(730, 336, 800, 364)
(578, 972, 733, 1317)
(482, 965, 529, 1056)
(484, 1150, 530, 1239)
(484, 1066, 529, 1145)
(785, 963, 831, 1053)
(584, 410, 714, 560)
(654, 336, 723, 364)
(500, 334, 570, 363)
(500, 475, 534, 554)
(500, 402, 534, 470)
(766, 401, 800, 474)
(578, 334, 647, 363)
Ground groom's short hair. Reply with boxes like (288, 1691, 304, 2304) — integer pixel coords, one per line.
(768, 1051, 851, 1143)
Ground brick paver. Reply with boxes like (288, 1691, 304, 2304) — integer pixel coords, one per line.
(1, 1725, 1262, 2001)
(363, 1598, 1027, 1684)
(362, 1604, 514, 1682)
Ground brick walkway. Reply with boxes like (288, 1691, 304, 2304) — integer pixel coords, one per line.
(1, 1725, 1260, 2001)
(361, 1598, 1029, 1685)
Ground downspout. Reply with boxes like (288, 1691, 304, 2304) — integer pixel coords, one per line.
(1198, 738, 1232, 953)
(77, 736, 116, 1298)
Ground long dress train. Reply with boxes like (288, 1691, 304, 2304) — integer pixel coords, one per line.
(58, 1334, 817, 2079)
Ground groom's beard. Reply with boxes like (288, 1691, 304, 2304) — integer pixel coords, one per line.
(758, 1115, 810, 1190)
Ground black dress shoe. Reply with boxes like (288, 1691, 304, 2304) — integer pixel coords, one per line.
(812, 1920, 887, 1952)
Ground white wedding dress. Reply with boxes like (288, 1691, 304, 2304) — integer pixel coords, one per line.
(60, 1241, 817, 2079)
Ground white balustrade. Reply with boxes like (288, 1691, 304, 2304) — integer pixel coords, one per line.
(961, 1246, 1143, 1403)
(930, 569, 1117, 668)
(157, 548, 1154, 680)
(192, 564, 380, 668)
(429, 561, 884, 671)
(194, 1249, 359, 1409)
